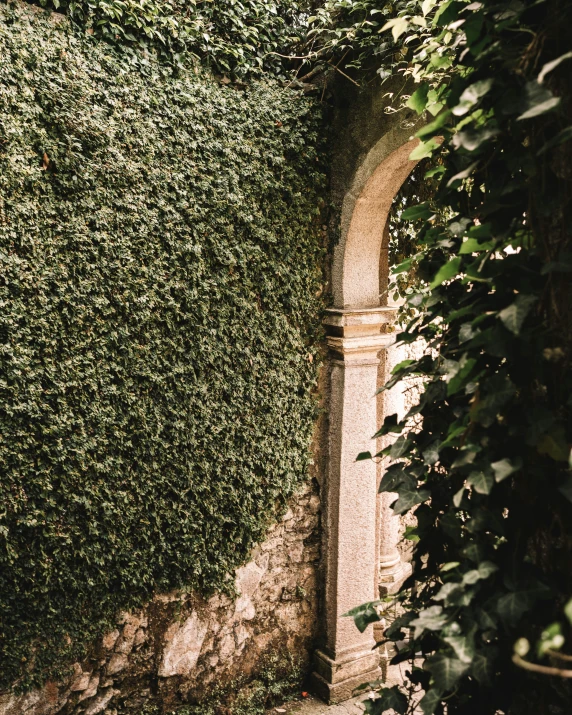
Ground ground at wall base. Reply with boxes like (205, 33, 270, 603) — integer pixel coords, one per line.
(267, 694, 365, 714)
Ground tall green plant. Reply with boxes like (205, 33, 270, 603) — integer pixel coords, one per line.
(307, 0, 572, 713)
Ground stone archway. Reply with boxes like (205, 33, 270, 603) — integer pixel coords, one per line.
(311, 119, 421, 703)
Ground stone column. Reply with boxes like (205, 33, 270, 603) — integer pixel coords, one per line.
(311, 307, 396, 703)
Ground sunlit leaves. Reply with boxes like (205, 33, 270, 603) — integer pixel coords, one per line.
(409, 137, 441, 160)
(36, 0, 303, 76)
(380, 16, 410, 40)
(407, 82, 429, 113)
(401, 202, 433, 221)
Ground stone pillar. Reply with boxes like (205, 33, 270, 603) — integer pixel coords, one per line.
(311, 307, 396, 703)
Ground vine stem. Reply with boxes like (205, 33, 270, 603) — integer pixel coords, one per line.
(512, 654, 572, 678)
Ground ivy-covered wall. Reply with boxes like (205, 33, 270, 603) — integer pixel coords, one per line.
(0, 1, 327, 691)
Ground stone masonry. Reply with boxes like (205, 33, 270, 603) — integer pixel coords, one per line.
(0, 480, 322, 715)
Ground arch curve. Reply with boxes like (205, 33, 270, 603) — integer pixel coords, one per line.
(333, 133, 419, 308)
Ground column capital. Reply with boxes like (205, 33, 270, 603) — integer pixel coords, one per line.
(323, 307, 397, 361)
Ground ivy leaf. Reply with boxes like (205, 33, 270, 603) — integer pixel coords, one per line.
(452, 127, 499, 152)
(343, 601, 381, 633)
(379, 467, 415, 493)
(452, 78, 493, 116)
(367, 686, 408, 714)
(393, 256, 413, 274)
(462, 561, 498, 584)
(404, 526, 420, 541)
(434, 581, 463, 603)
(410, 605, 448, 637)
(472, 651, 495, 685)
(467, 469, 494, 495)
(390, 435, 414, 459)
(491, 457, 522, 482)
(537, 426, 570, 461)
(447, 161, 479, 187)
(446, 357, 476, 396)
(564, 598, 572, 625)
(380, 16, 410, 40)
(471, 374, 516, 426)
(409, 137, 441, 161)
(517, 81, 561, 120)
(497, 591, 534, 625)
(416, 110, 451, 138)
(443, 632, 475, 663)
(453, 486, 465, 508)
(430, 257, 462, 288)
(477, 608, 498, 631)
(537, 51, 572, 83)
(419, 688, 443, 715)
(407, 82, 429, 113)
(424, 654, 469, 691)
(537, 126, 572, 155)
(391, 360, 417, 375)
(392, 487, 430, 514)
(498, 294, 536, 335)
(459, 236, 494, 254)
(401, 202, 432, 221)
(452, 449, 477, 468)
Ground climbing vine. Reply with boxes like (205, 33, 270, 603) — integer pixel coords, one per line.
(0, 1, 327, 689)
(27, 0, 309, 76)
(300, 0, 572, 713)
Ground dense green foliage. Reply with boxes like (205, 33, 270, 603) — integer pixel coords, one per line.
(0, 1, 326, 689)
(28, 0, 308, 75)
(304, 0, 572, 713)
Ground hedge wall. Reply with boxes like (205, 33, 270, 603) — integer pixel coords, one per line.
(0, 2, 327, 689)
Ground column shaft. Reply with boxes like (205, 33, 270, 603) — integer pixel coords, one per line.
(312, 308, 395, 703)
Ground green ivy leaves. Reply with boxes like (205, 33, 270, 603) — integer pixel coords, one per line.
(336, 0, 572, 712)
(32, 0, 304, 76)
(0, 3, 326, 689)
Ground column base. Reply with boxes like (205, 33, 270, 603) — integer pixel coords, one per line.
(379, 560, 412, 596)
(310, 649, 381, 704)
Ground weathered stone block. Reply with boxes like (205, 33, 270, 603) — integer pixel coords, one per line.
(158, 613, 208, 678)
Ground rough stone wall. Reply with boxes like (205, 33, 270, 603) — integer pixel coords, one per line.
(0, 481, 321, 715)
